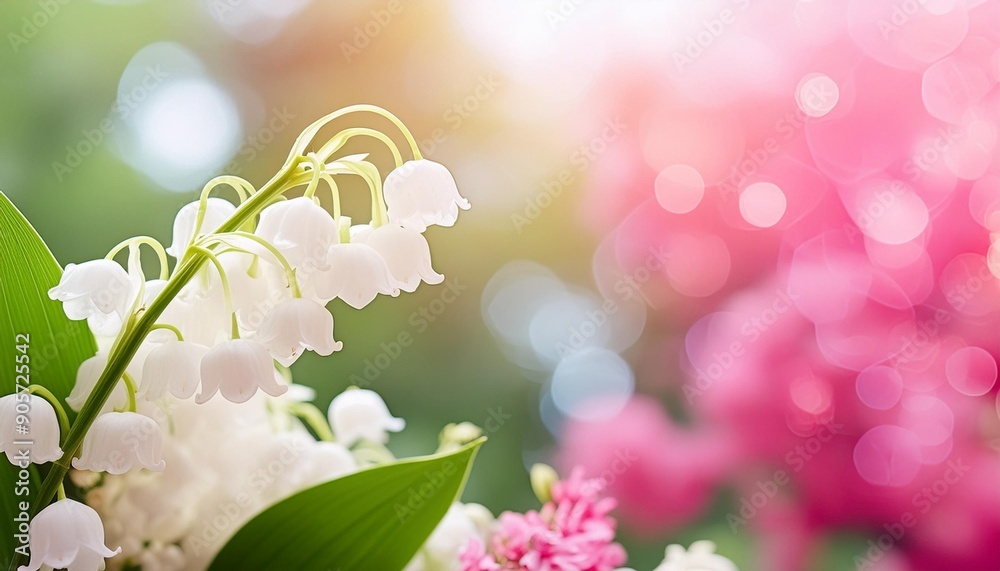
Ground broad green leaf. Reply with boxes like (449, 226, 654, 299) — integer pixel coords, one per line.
(209, 438, 485, 571)
(0, 191, 97, 568)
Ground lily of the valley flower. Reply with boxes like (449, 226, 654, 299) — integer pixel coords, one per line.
(19, 499, 121, 571)
(357, 223, 444, 293)
(650, 541, 739, 571)
(47, 259, 134, 336)
(68, 354, 129, 413)
(255, 197, 338, 268)
(383, 159, 470, 232)
(72, 412, 166, 475)
(197, 339, 288, 404)
(166, 197, 237, 259)
(0, 394, 62, 464)
(320, 243, 400, 309)
(139, 341, 210, 400)
(327, 388, 405, 446)
(255, 298, 343, 366)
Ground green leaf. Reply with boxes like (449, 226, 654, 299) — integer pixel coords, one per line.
(0, 191, 97, 568)
(209, 438, 485, 571)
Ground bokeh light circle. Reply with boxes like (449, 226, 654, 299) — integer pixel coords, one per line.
(796, 73, 840, 118)
(739, 182, 787, 228)
(654, 164, 705, 214)
(856, 366, 904, 410)
(945, 346, 998, 397)
(550, 348, 634, 422)
(853, 425, 922, 487)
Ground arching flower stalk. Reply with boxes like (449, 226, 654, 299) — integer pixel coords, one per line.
(9, 105, 471, 571)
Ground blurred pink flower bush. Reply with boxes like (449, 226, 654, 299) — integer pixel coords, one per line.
(560, 0, 1000, 569)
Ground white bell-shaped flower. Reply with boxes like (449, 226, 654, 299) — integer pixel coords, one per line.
(68, 354, 129, 413)
(294, 441, 358, 486)
(19, 499, 121, 571)
(383, 159, 470, 232)
(358, 223, 444, 293)
(327, 388, 405, 446)
(166, 197, 236, 259)
(153, 280, 229, 347)
(72, 412, 166, 474)
(139, 341, 210, 400)
(0, 394, 62, 464)
(255, 197, 338, 268)
(48, 259, 133, 331)
(319, 243, 400, 309)
(654, 541, 738, 571)
(316, 243, 399, 309)
(255, 298, 343, 366)
(197, 339, 288, 404)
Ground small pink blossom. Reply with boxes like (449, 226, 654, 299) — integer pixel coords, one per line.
(459, 468, 626, 571)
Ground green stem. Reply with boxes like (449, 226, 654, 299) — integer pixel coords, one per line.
(285, 104, 421, 164)
(212, 232, 302, 298)
(190, 245, 234, 318)
(121, 373, 137, 413)
(302, 154, 323, 199)
(331, 160, 385, 226)
(106, 236, 170, 280)
(287, 403, 336, 442)
(17, 158, 300, 569)
(148, 323, 184, 341)
(56, 484, 66, 501)
(321, 174, 342, 220)
(183, 176, 256, 265)
(25, 385, 70, 437)
(316, 127, 404, 167)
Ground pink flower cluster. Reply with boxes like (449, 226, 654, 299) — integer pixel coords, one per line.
(459, 468, 626, 571)
(557, 1, 1000, 570)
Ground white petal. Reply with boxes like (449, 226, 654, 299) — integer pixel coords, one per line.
(383, 160, 470, 232)
(321, 243, 400, 309)
(256, 299, 342, 366)
(20, 499, 120, 571)
(139, 341, 210, 400)
(364, 224, 444, 293)
(328, 389, 405, 447)
(72, 412, 166, 474)
(48, 260, 133, 322)
(255, 197, 338, 268)
(166, 198, 236, 259)
(197, 339, 287, 404)
(0, 395, 62, 464)
(68, 354, 128, 413)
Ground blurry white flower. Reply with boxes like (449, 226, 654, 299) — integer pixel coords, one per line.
(154, 281, 229, 347)
(383, 159, 470, 232)
(255, 298, 343, 366)
(197, 339, 288, 403)
(293, 441, 358, 486)
(654, 541, 739, 571)
(320, 243, 400, 309)
(139, 341, 210, 400)
(48, 259, 134, 335)
(358, 223, 444, 293)
(19, 499, 120, 571)
(73, 412, 166, 475)
(0, 394, 62, 464)
(166, 197, 236, 259)
(406, 502, 493, 571)
(68, 354, 129, 413)
(255, 197, 338, 268)
(328, 388, 404, 446)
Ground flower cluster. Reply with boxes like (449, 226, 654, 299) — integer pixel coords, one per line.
(454, 465, 738, 571)
(459, 466, 626, 571)
(5, 106, 469, 571)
